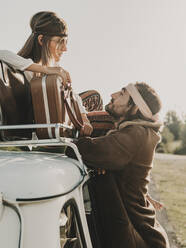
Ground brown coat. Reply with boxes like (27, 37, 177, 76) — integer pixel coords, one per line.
(76, 120, 170, 248)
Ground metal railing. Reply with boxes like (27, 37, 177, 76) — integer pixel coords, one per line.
(0, 123, 84, 168)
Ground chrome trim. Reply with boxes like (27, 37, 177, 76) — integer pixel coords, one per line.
(42, 76, 53, 138)
(0, 123, 72, 130)
(0, 123, 86, 170)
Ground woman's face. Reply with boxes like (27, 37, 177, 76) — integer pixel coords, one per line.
(49, 36, 67, 62)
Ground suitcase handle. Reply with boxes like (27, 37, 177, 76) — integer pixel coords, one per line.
(62, 90, 83, 130)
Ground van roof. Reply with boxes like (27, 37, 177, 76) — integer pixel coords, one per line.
(0, 150, 84, 201)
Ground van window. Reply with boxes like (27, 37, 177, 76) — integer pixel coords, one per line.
(59, 203, 85, 248)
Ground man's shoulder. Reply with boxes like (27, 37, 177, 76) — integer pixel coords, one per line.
(106, 125, 145, 143)
(118, 123, 160, 143)
(119, 124, 146, 134)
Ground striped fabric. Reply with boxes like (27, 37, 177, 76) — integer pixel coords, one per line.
(79, 90, 103, 112)
(79, 90, 115, 137)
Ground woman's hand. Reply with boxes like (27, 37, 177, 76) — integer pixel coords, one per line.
(45, 67, 72, 88)
(26, 63, 71, 88)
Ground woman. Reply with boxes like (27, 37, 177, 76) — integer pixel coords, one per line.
(0, 11, 93, 136)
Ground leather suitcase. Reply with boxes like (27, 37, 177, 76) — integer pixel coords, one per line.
(87, 111, 115, 137)
(0, 61, 33, 139)
(30, 75, 83, 139)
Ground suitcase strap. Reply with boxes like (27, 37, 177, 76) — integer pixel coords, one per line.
(62, 90, 83, 130)
(70, 91, 83, 125)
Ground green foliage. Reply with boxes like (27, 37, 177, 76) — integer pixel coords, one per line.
(156, 142, 167, 153)
(157, 127, 175, 153)
(161, 127, 174, 144)
(180, 124, 186, 148)
(164, 111, 181, 140)
(174, 124, 186, 154)
(156, 110, 186, 154)
(158, 110, 186, 154)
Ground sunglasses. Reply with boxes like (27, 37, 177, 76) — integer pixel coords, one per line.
(50, 37, 68, 48)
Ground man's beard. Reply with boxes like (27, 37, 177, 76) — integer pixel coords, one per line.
(105, 103, 134, 122)
(105, 103, 121, 120)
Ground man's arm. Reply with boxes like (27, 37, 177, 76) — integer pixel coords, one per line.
(74, 127, 140, 170)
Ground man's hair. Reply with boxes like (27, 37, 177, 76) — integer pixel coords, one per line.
(127, 82, 162, 121)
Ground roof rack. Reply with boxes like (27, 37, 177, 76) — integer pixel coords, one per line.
(0, 123, 85, 171)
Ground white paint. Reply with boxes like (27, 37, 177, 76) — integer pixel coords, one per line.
(0, 151, 83, 199)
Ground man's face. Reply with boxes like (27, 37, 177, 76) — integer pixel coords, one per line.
(105, 88, 131, 119)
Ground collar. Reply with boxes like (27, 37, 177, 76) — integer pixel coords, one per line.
(118, 119, 163, 130)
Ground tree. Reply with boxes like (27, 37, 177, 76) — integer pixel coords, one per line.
(156, 127, 174, 153)
(174, 124, 186, 155)
(161, 126, 174, 144)
(164, 111, 181, 140)
(180, 124, 186, 149)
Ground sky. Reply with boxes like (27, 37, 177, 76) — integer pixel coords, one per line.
(1, 0, 186, 120)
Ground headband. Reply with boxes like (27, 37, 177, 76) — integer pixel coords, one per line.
(125, 83, 159, 121)
(33, 31, 68, 37)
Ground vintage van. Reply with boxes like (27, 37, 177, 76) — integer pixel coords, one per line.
(0, 123, 102, 248)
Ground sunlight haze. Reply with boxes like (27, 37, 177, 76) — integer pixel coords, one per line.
(1, 0, 186, 120)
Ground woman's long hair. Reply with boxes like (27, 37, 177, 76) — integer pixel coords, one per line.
(18, 11, 67, 66)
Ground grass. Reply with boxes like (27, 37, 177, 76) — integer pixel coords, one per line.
(153, 154, 186, 248)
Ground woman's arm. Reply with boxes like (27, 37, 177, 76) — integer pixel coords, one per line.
(0, 50, 33, 70)
(26, 63, 70, 82)
(0, 50, 90, 126)
(0, 50, 69, 86)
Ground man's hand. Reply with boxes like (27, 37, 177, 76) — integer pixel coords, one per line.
(80, 113, 93, 136)
(80, 122, 93, 136)
(147, 194, 164, 211)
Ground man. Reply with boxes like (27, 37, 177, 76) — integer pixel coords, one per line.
(67, 82, 170, 248)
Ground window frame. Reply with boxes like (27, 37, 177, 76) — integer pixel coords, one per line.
(59, 199, 88, 248)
